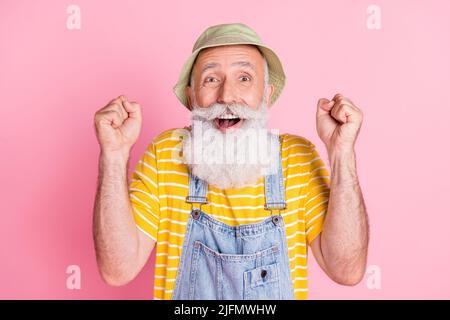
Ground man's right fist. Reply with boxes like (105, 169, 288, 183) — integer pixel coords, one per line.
(94, 95, 142, 155)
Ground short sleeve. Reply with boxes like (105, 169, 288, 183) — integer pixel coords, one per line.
(305, 142, 330, 245)
(128, 142, 160, 242)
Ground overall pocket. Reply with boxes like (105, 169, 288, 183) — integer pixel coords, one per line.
(243, 262, 281, 300)
(189, 240, 281, 300)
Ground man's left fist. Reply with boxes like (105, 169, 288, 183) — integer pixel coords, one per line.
(316, 93, 363, 153)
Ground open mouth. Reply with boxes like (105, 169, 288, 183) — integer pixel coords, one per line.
(213, 114, 244, 132)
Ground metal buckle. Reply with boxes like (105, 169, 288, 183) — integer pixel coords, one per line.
(189, 201, 206, 213)
(264, 203, 286, 215)
(186, 195, 208, 203)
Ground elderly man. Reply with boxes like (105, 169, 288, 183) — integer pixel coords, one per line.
(93, 23, 368, 300)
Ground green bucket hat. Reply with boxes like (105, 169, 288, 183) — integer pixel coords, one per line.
(173, 23, 286, 110)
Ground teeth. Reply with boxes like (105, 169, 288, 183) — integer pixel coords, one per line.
(218, 114, 239, 119)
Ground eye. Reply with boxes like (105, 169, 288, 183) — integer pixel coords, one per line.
(239, 75, 251, 82)
(205, 77, 218, 83)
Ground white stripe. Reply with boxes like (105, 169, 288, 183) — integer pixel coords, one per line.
(293, 277, 308, 281)
(292, 265, 308, 271)
(159, 182, 188, 188)
(157, 241, 183, 249)
(154, 285, 175, 293)
(158, 159, 183, 164)
(130, 193, 158, 212)
(155, 136, 180, 144)
(287, 172, 310, 179)
(159, 218, 187, 226)
(289, 253, 307, 262)
(284, 157, 321, 169)
(159, 170, 189, 176)
(305, 191, 330, 205)
(283, 136, 304, 143)
(306, 183, 329, 197)
(136, 224, 156, 242)
(154, 275, 176, 282)
(158, 229, 185, 238)
(145, 151, 155, 158)
(306, 225, 315, 235)
(160, 195, 186, 201)
(207, 190, 265, 199)
(282, 152, 312, 161)
(288, 242, 306, 250)
(286, 230, 306, 239)
(282, 207, 305, 219)
(133, 206, 158, 228)
(284, 219, 305, 228)
(286, 194, 307, 203)
(311, 165, 328, 173)
(285, 183, 308, 191)
(282, 143, 310, 151)
(160, 207, 191, 214)
(157, 147, 181, 153)
(305, 199, 329, 217)
(283, 164, 307, 172)
(207, 202, 265, 210)
(199, 213, 270, 223)
(135, 170, 157, 188)
(294, 288, 309, 292)
(156, 254, 179, 261)
(138, 160, 157, 173)
(308, 175, 330, 185)
(306, 210, 326, 228)
(129, 187, 160, 203)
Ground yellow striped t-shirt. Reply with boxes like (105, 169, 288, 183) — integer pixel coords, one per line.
(128, 127, 330, 300)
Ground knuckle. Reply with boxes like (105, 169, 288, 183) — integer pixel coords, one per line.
(94, 112, 105, 122)
(108, 109, 121, 118)
(106, 106, 122, 116)
(109, 102, 120, 110)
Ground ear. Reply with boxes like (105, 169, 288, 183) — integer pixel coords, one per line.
(185, 86, 193, 110)
(266, 84, 275, 107)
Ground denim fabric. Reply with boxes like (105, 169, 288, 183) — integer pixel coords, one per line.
(172, 134, 295, 300)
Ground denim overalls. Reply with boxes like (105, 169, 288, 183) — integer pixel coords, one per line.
(172, 134, 295, 300)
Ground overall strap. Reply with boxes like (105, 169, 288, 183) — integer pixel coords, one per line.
(264, 133, 287, 211)
(186, 171, 208, 204)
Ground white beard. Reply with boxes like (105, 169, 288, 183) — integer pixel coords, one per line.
(181, 101, 278, 189)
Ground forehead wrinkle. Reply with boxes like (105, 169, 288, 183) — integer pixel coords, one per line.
(199, 60, 257, 77)
(200, 62, 220, 75)
(231, 61, 256, 72)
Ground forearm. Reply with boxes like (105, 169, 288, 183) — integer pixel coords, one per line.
(320, 149, 369, 284)
(93, 151, 139, 285)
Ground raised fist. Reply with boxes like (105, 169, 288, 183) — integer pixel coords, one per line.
(94, 95, 142, 155)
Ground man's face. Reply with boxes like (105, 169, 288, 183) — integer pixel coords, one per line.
(186, 45, 274, 133)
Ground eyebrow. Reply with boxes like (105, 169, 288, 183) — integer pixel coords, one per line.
(200, 61, 256, 75)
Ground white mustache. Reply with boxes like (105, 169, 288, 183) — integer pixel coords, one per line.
(191, 103, 266, 121)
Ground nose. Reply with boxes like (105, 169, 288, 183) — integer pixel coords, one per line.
(217, 78, 238, 105)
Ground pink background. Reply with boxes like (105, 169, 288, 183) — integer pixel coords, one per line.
(1, 0, 449, 299)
